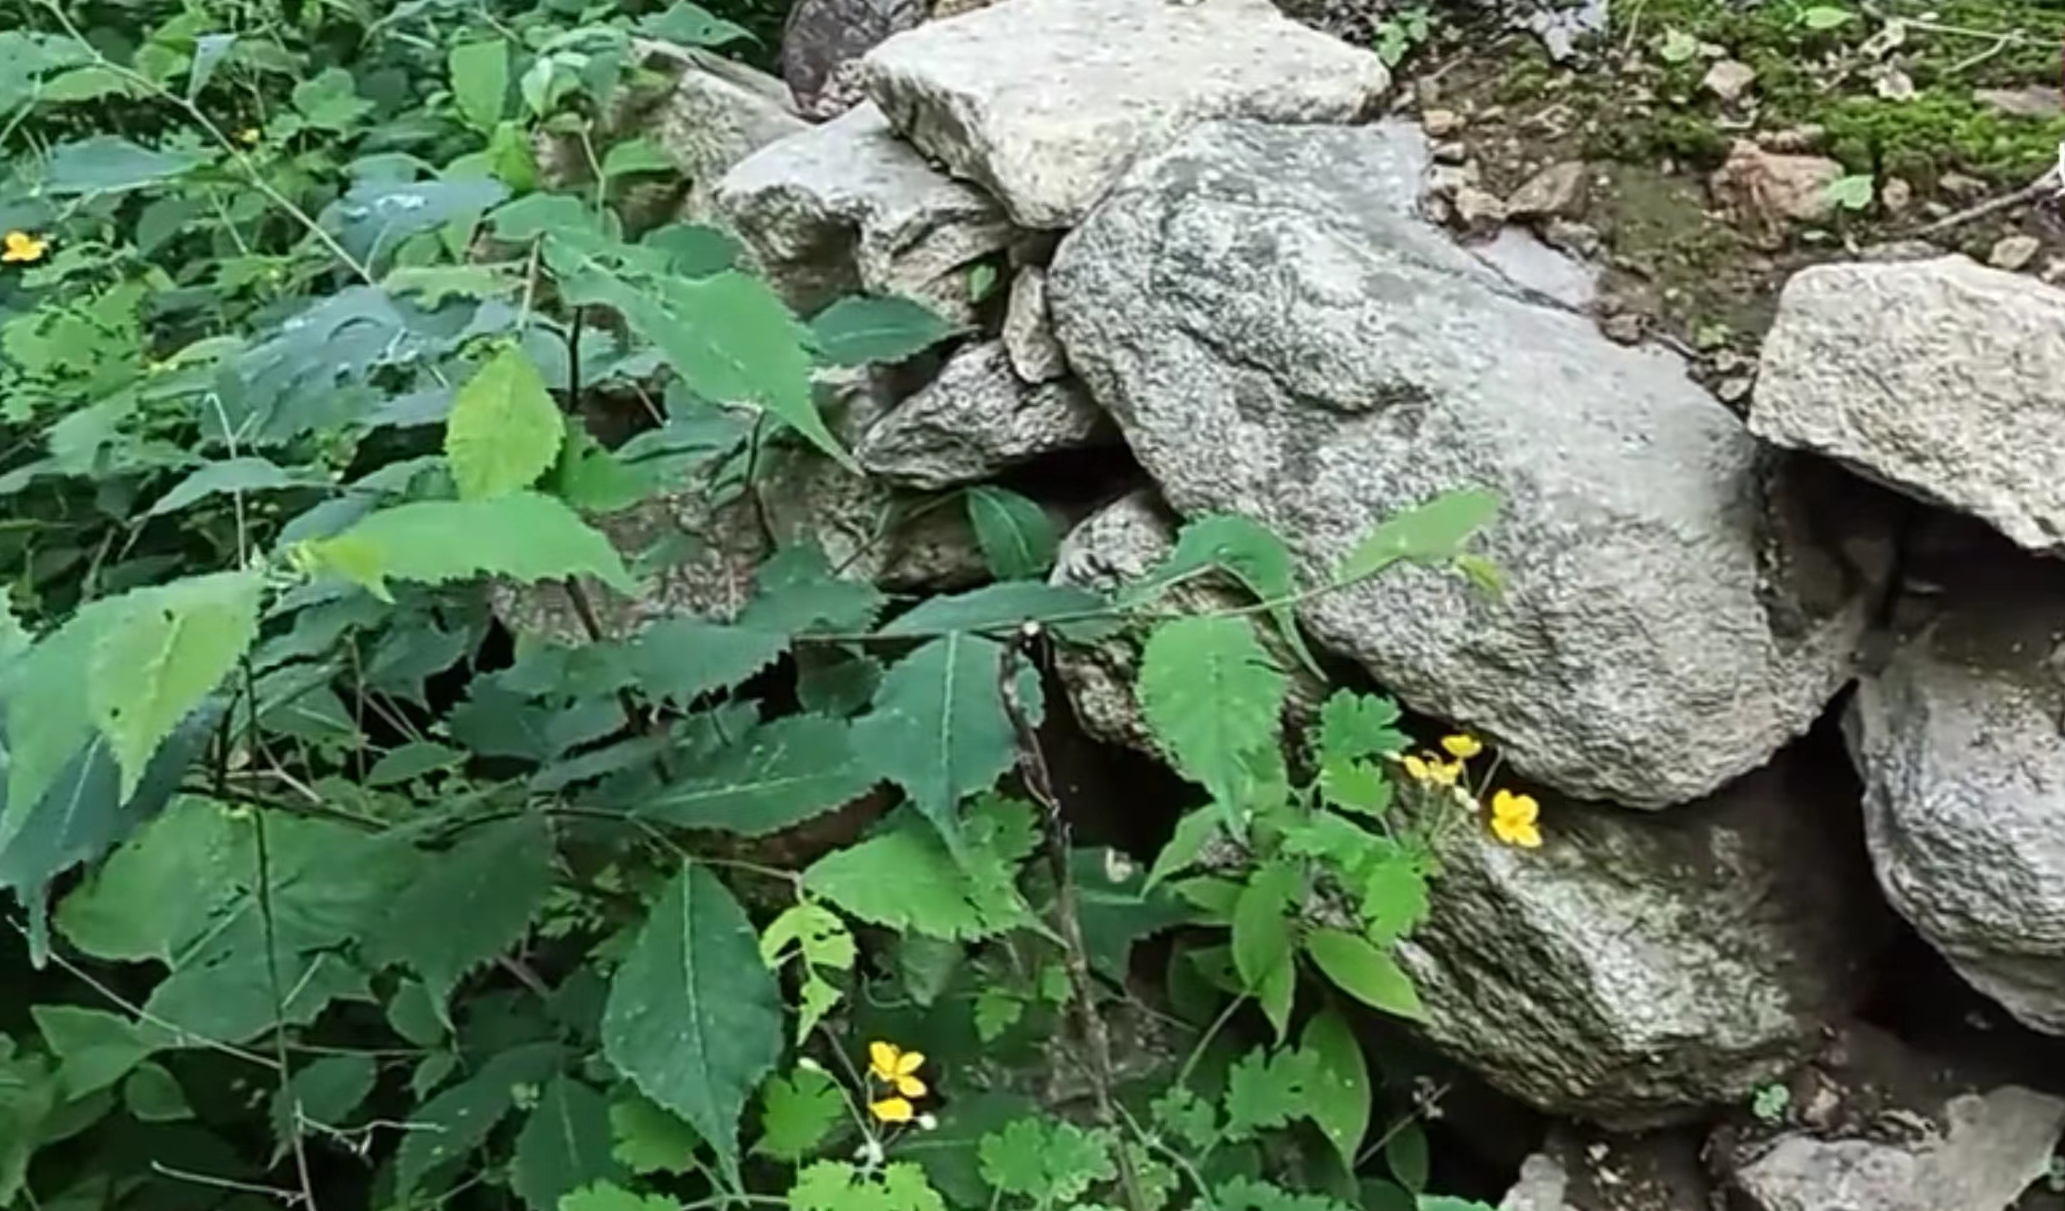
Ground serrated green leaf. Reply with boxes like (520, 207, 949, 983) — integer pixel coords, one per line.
(1066, 847, 1197, 983)
(366, 740, 464, 786)
(638, 714, 874, 837)
(897, 934, 963, 1006)
(1335, 488, 1499, 584)
(759, 903, 854, 1042)
(810, 295, 956, 366)
(965, 487, 1060, 580)
(857, 634, 1038, 856)
(1302, 1010, 1370, 1170)
(272, 1054, 377, 1159)
(791, 1161, 947, 1211)
(1223, 1047, 1312, 1137)
(1232, 861, 1298, 994)
(514, 1076, 625, 1211)
(1146, 806, 1223, 892)
(739, 545, 886, 636)
(638, 0, 757, 45)
(1138, 615, 1286, 806)
(754, 1067, 843, 1162)
(147, 457, 325, 516)
(31, 1006, 156, 1099)
(978, 1119, 1115, 1204)
(446, 346, 566, 501)
(302, 492, 634, 600)
(611, 1093, 701, 1175)
(396, 1042, 562, 1197)
(602, 137, 677, 179)
(561, 1183, 686, 1211)
(1304, 928, 1423, 1021)
(974, 989, 1023, 1042)
(1136, 513, 1321, 677)
(292, 66, 372, 129)
(602, 863, 782, 1177)
(87, 571, 263, 797)
(801, 800, 1036, 940)
(449, 39, 510, 132)
(44, 136, 203, 195)
(631, 619, 787, 707)
(364, 814, 555, 1013)
(1358, 851, 1430, 945)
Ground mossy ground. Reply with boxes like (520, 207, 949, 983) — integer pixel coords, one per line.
(1404, 0, 2065, 362)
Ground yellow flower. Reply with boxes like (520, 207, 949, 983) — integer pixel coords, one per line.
(868, 1041, 927, 1098)
(1401, 753, 1430, 782)
(869, 1096, 915, 1124)
(1490, 789, 1542, 849)
(1402, 752, 1464, 787)
(1440, 734, 1483, 759)
(236, 127, 261, 145)
(2, 231, 48, 264)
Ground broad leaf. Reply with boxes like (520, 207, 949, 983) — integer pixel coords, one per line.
(1301, 1010, 1371, 1171)
(396, 1042, 562, 1196)
(30, 1006, 156, 1099)
(363, 814, 556, 1013)
(809, 295, 955, 366)
(965, 487, 1059, 581)
(301, 492, 635, 600)
(147, 457, 324, 516)
(610, 1094, 700, 1175)
(640, 715, 875, 837)
(1137, 615, 1287, 806)
(879, 582, 1107, 639)
(856, 634, 1039, 857)
(122, 1063, 192, 1121)
(602, 863, 782, 1176)
(1231, 861, 1298, 994)
(86, 571, 263, 796)
(754, 1068, 844, 1162)
(272, 1054, 377, 1160)
(1335, 488, 1500, 584)
(637, 1, 757, 46)
(44, 136, 203, 195)
(802, 800, 1036, 940)
(631, 619, 787, 707)
(1132, 513, 1321, 677)
(449, 39, 510, 131)
(321, 178, 508, 266)
(739, 545, 885, 636)
(1058, 848, 1197, 983)
(445, 346, 565, 500)
(1303, 928, 1423, 1021)
(513, 1076, 624, 1211)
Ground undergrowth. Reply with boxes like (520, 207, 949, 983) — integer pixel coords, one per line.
(0, 1, 1520, 1210)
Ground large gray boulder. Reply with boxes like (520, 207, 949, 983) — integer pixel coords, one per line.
(1392, 754, 1888, 1127)
(860, 0, 1389, 228)
(857, 341, 1113, 488)
(713, 103, 1012, 326)
(1750, 256, 2065, 556)
(1049, 121, 1892, 807)
(1845, 544, 2065, 1035)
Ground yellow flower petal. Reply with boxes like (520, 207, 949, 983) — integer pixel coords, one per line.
(894, 1074, 928, 1098)
(1428, 759, 1463, 787)
(868, 1041, 901, 1083)
(1492, 790, 1539, 825)
(1440, 734, 1483, 759)
(1492, 815, 1543, 848)
(2, 231, 45, 264)
(869, 1096, 915, 1124)
(895, 1049, 925, 1077)
(1401, 754, 1430, 783)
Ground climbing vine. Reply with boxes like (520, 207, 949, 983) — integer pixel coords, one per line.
(0, 1, 1512, 1209)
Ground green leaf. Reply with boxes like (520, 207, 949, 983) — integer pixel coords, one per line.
(880, 582, 1107, 639)
(323, 178, 508, 265)
(739, 545, 886, 636)
(122, 1062, 192, 1121)
(44, 136, 203, 195)
(631, 619, 787, 707)
(302, 492, 635, 600)
(366, 740, 464, 786)
(563, 1183, 687, 1211)
(601, 138, 678, 179)
(857, 634, 1039, 857)
(292, 66, 373, 129)
(791, 1161, 948, 1211)
(637, 1, 757, 46)
(1302, 1010, 1371, 1171)
(809, 295, 955, 366)
(1066, 847, 1197, 983)
(187, 33, 235, 99)
(147, 457, 324, 516)
(273, 1055, 377, 1159)
(978, 1119, 1115, 1205)
(0, 1049, 55, 1204)
(965, 487, 1060, 580)
(611, 1093, 701, 1175)
(31, 1005, 156, 1098)
(1386, 1122, 1430, 1194)
(754, 1067, 844, 1162)
(1232, 861, 1298, 994)
(445, 346, 566, 500)
(1146, 806, 1223, 891)
(974, 989, 1023, 1042)
(639, 714, 875, 837)
(1133, 513, 1319, 674)
(602, 863, 782, 1177)
(1656, 26, 1700, 62)
(1138, 615, 1287, 804)
(802, 799, 1036, 940)
(1824, 173, 1874, 211)
(514, 1077, 625, 1211)
(572, 271, 852, 470)
(1335, 488, 1500, 584)
(449, 39, 511, 131)
(87, 571, 263, 797)
(396, 1042, 563, 1197)
(1223, 1047, 1312, 1137)
(1799, 4, 1853, 29)
(759, 904, 854, 1043)
(1303, 928, 1423, 1021)
(364, 814, 556, 1012)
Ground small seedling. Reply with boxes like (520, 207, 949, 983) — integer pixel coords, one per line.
(1751, 1083, 1791, 1124)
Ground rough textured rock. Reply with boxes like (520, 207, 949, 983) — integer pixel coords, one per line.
(778, 0, 925, 118)
(857, 341, 1112, 488)
(1048, 489, 1330, 752)
(713, 103, 1013, 325)
(859, 0, 1390, 228)
(497, 378, 989, 641)
(1003, 267, 1068, 383)
(1498, 1129, 1713, 1211)
(1844, 543, 2065, 1035)
(1050, 120, 1891, 807)
(1714, 1027, 2065, 1211)
(647, 48, 810, 220)
(1709, 140, 1842, 241)
(1392, 752, 1888, 1126)
(1753, 256, 2065, 556)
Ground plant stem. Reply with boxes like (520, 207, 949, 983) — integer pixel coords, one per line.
(997, 625, 1148, 1211)
(253, 811, 321, 1211)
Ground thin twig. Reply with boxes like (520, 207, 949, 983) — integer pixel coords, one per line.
(559, 577, 675, 781)
(997, 624, 1147, 1211)
(1906, 168, 2057, 239)
(150, 1163, 307, 1207)
(253, 813, 321, 1211)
